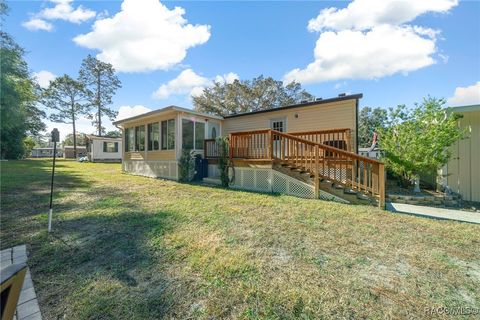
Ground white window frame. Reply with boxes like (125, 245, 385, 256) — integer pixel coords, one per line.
(270, 117, 287, 132)
(181, 116, 207, 151)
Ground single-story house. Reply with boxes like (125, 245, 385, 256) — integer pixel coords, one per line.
(86, 135, 122, 162)
(359, 147, 381, 159)
(64, 146, 87, 159)
(31, 147, 63, 158)
(113, 93, 385, 207)
(439, 104, 480, 202)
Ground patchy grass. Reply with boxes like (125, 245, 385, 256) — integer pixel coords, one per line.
(1, 159, 479, 319)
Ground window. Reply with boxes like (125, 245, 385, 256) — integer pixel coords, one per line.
(103, 142, 118, 153)
(161, 119, 175, 150)
(182, 119, 194, 150)
(125, 128, 135, 152)
(271, 119, 285, 141)
(148, 122, 160, 151)
(135, 125, 145, 151)
(182, 119, 205, 150)
(272, 120, 284, 132)
(195, 122, 205, 149)
(211, 127, 217, 139)
(324, 140, 347, 157)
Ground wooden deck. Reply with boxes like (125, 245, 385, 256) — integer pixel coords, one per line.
(205, 128, 385, 208)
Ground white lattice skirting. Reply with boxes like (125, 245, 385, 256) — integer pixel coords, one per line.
(123, 160, 178, 180)
(231, 167, 348, 203)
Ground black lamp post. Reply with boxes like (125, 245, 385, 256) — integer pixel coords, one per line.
(49, 128, 59, 232)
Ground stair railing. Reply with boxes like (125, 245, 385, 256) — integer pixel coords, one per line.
(228, 129, 385, 208)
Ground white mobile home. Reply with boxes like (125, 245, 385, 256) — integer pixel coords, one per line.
(86, 135, 122, 162)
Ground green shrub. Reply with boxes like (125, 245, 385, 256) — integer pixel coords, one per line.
(216, 137, 230, 187)
(179, 149, 195, 182)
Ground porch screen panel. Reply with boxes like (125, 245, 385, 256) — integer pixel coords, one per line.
(135, 125, 145, 151)
(126, 128, 135, 151)
(161, 119, 175, 150)
(182, 119, 194, 150)
(148, 122, 160, 151)
(167, 119, 175, 150)
(195, 122, 205, 150)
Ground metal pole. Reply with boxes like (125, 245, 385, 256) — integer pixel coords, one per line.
(48, 140, 56, 232)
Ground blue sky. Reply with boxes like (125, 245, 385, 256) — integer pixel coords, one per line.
(4, 0, 480, 137)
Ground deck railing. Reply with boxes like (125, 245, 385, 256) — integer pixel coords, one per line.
(289, 128, 352, 151)
(225, 129, 385, 207)
(204, 139, 220, 158)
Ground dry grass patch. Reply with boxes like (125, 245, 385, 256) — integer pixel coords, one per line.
(1, 160, 479, 319)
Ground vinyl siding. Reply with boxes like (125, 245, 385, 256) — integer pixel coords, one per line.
(223, 99, 357, 151)
(446, 110, 480, 202)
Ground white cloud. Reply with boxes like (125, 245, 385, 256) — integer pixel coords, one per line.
(33, 70, 56, 88)
(284, 25, 437, 84)
(307, 0, 458, 32)
(152, 69, 239, 99)
(22, 19, 53, 31)
(284, 0, 458, 85)
(40, 0, 96, 23)
(153, 69, 210, 99)
(447, 82, 480, 106)
(214, 72, 239, 84)
(115, 105, 152, 121)
(73, 0, 211, 72)
(23, 0, 96, 31)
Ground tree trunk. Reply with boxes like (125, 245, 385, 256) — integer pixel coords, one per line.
(97, 72, 101, 136)
(72, 117, 77, 159)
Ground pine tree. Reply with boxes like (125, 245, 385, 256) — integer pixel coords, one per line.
(42, 75, 89, 158)
(79, 55, 121, 136)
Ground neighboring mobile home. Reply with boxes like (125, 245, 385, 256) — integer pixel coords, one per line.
(440, 104, 480, 202)
(64, 146, 87, 159)
(31, 147, 63, 158)
(113, 94, 385, 207)
(86, 135, 122, 162)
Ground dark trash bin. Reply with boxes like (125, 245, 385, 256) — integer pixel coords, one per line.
(194, 155, 208, 181)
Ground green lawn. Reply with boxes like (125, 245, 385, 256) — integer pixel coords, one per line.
(1, 159, 479, 319)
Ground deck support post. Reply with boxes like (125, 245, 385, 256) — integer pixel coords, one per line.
(314, 144, 320, 199)
(379, 163, 385, 209)
(268, 129, 273, 160)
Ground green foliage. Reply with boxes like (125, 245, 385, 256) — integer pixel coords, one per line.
(216, 136, 230, 187)
(22, 136, 36, 158)
(178, 149, 195, 182)
(192, 75, 313, 117)
(378, 97, 464, 184)
(63, 133, 87, 146)
(79, 55, 122, 136)
(42, 75, 89, 157)
(358, 106, 387, 148)
(0, 6, 45, 159)
(105, 130, 121, 138)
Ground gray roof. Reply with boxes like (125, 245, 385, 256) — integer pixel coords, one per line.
(450, 104, 480, 113)
(112, 105, 224, 126)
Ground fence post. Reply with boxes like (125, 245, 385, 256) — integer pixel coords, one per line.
(314, 144, 319, 199)
(379, 163, 385, 209)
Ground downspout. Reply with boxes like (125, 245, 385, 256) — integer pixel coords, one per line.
(355, 98, 359, 154)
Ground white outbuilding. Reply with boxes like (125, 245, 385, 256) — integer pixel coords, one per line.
(86, 135, 122, 162)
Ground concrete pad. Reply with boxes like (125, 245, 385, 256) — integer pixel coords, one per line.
(17, 299, 40, 319)
(21, 312, 42, 320)
(387, 202, 480, 224)
(18, 287, 37, 305)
